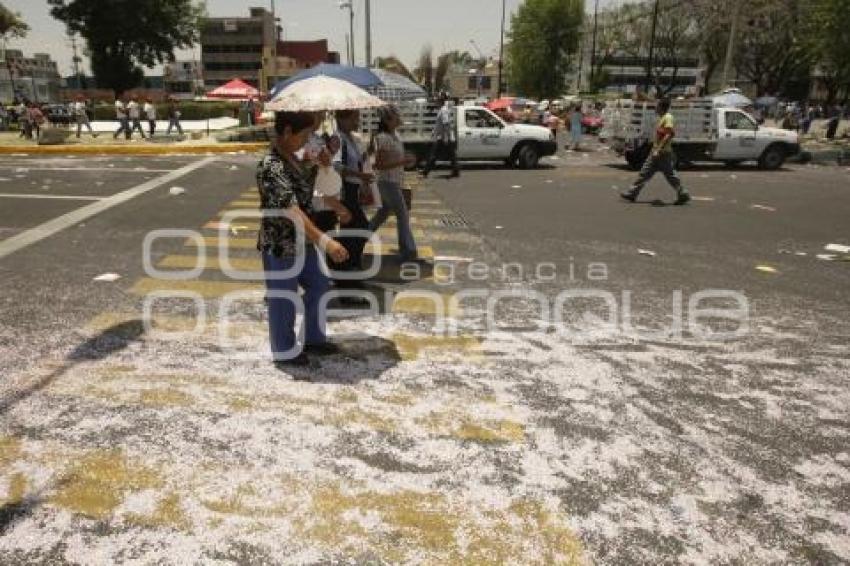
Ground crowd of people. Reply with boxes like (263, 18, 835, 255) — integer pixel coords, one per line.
(0, 95, 187, 141)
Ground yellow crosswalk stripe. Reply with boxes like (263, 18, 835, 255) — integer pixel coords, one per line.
(222, 201, 261, 209)
(365, 244, 434, 259)
(158, 255, 263, 272)
(392, 293, 461, 317)
(129, 278, 263, 298)
(390, 333, 483, 362)
(186, 236, 258, 250)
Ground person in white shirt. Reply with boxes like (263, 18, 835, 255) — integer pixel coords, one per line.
(127, 96, 146, 139)
(143, 98, 157, 136)
(113, 97, 131, 139)
(72, 95, 97, 138)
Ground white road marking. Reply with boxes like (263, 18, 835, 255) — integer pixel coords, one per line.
(0, 157, 217, 260)
(0, 193, 104, 201)
(0, 166, 174, 173)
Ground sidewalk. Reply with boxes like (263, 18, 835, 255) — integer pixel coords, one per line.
(0, 130, 267, 155)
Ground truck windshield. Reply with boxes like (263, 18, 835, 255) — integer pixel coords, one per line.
(465, 109, 502, 129)
(725, 111, 757, 131)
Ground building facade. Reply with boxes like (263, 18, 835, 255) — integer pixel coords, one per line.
(200, 7, 277, 91)
(446, 60, 501, 100)
(164, 60, 205, 99)
(0, 50, 62, 103)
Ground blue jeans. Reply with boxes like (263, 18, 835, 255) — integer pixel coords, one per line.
(263, 247, 331, 360)
(369, 180, 417, 260)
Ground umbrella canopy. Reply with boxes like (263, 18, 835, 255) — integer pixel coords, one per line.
(713, 92, 753, 108)
(368, 68, 427, 102)
(486, 97, 533, 112)
(207, 78, 260, 100)
(265, 75, 385, 112)
(270, 64, 383, 98)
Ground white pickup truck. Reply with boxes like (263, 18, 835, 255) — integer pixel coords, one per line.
(602, 99, 800, 170)
(360, 102, 558, 169)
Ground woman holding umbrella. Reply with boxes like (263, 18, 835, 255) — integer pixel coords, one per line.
(258, 111, 350, 370)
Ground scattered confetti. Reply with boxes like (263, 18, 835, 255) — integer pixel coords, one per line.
(755, 265, 778, 274)
(638, 249, 657, 257)
(93, 273, 121, 282)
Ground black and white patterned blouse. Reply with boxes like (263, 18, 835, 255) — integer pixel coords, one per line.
(256, 147, 315, 258)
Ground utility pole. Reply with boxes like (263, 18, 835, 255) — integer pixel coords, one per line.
(497, 0, 506, 98)
(720, 0, 741, 90)
(645, 0, 660, 93)
(339, 2, 355, 65)
(70, 34, 82, 87)
(365, 0, 372, 68)
(345, 32, 351, 66)
(589, 0, 599, 89)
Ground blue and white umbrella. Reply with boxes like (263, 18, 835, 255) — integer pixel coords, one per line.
(713, 92, 753, 108)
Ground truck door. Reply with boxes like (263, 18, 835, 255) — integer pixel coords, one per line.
(459, 108, 504, 159)
(715, 110, 759, 160)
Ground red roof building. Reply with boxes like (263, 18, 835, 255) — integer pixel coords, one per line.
(277, 40, 341, 69)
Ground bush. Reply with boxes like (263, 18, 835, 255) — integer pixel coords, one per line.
(92, 101, 240, 121)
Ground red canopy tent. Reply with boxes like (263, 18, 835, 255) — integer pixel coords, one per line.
(207, 78, 260, 100)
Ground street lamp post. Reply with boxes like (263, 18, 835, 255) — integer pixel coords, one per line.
(365, 0, 372, 68)
(339, 1, 355, 65)
(497, 0, 506, 98)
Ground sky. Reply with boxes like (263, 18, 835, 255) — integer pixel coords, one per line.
(4, 0, 618, 76)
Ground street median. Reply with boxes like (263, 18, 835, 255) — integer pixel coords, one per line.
(0, 142, 269, 156)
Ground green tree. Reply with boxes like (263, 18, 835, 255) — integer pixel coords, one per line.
(508, 0, 583, 99)
(48, 0, 205, 98)
(434, 50, 474, 93)
(733, 0, 810, 97)
(374, 55, 415, 81)
(0, 2, 29, 39)
(802, 0, 850, 104)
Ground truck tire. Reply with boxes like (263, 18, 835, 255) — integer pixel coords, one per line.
(516, 144, 540, 169)
(758, 145, 785, 170)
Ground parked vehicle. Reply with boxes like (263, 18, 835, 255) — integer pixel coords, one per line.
(360, 102, 558, 169)
(602, 98, 800, 170)
(581, 114, 603, 134)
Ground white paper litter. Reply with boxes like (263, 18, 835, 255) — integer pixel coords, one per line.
(545, 180, 553, 184)
(755, 265, 778, 274)
(93, 273, 121, 282)
(700, 174, 709, 178)
(511, 185, 522, 189)
(750, 204, 777, 212)
(816, 254, 837, 261)
(0, 178, 10, 182)
(169, 187, 186, 196)
(230, 165, 239, 171)
(638, 249, 657, 257)
(730, 175, 738, 180)
(495, 226, 504, 230)
(824, 244, 850, 254)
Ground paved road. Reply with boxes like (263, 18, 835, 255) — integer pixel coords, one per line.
(0, 146, 848, 564)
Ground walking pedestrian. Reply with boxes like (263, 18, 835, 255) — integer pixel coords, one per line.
(368, 106, 419, 263)
(28, 103, 45, 141)
(17, 99, 31, 139)
(113, 97, 131, 139)
(166, 99, 184, 136)
(421, 97, 459, 178)
(332, 109, 375, 300)
(569, 103, 583, 150)
(620, 98, 691, 206)
(257, 110, 350, 370)
(127, 96, 146, 139)
(144, 98, 157, 137)
(72, 95, 97, 138)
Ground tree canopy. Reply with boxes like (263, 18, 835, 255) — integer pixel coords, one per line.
(508, 0, 583, 99)
(0, 2, 29, 39)
(48, 0, 204, 97)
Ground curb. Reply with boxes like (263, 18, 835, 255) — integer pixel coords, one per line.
(791, 148, 850, 166)
(0, 142, 268, 156)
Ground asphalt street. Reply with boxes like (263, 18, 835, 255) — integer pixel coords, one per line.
(0, 143, 848, 564)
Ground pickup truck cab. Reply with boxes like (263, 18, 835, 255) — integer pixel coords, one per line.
(603, 99, 800, 170)
(361, 103, 558, 169)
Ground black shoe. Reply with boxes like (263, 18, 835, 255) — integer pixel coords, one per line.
(274, 353, 312, 369)
(620, 190, 638, 202)
(674, 192, 691, 206)
(304, 342, 343, 356)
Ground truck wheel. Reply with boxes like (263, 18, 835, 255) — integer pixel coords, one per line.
(517, 144, 540, 169)
(758, 145, 785, 170)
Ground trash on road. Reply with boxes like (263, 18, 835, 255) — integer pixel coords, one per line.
(750, 204, 777, 212)
(169, 187, 186, 196)
(0, 178, 9, 182)
(434, 255, 475, 263)
(755, 265, 778, 274)
(230, 165, 239, 171)
(511, 185, 522, 189)
(700, 174, 710, 179)
(545, 180, 553, 184)
(824, 243, 850, 254)
(692, 196, 715, 202)
(495, 226, 504, 230)
(95, 181, 104, 186)
(730, 175, 738, 180)
(816, 254, 837, 261)
(93, 273, 121, 282)
(638, 249, 657, 257)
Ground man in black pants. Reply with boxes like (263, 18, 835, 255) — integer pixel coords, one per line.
(332, 110, 374, 305)
(421, 97, 459, 178)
